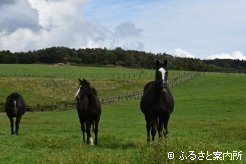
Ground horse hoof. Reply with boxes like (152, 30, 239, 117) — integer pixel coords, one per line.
(147, 141, 153, 147)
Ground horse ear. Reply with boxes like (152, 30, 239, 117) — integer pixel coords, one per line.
(163, 60, 167, 67)
(155, 59, 160, 69)
(78, 78, 82, 83)
(83, 78, 90, 85)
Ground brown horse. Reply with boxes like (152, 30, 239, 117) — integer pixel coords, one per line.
(75, 78, 101, 145)
(5, 92, 27, 135)
(140, 60, 174, 142)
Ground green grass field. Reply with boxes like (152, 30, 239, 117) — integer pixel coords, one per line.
(0, 64, 152, 104)
(0, 64, 186, 106)
(0, 64, 148, 77)
(0, 65, 245, 163)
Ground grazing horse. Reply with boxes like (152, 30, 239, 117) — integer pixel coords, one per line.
(5, 92, 27, 135)
(140, 60, 174, 142)
(75, 78, 101, 145)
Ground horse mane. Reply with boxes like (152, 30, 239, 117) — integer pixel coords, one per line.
(6, 92, 18, 101)
(91, 87, 98, 96)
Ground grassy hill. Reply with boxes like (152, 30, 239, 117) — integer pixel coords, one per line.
(0, 65, 245, 163)
(0, 64, 187, 107)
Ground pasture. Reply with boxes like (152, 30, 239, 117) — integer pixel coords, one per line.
(0, 64, 187, 107)
(0, 65, 245, 163)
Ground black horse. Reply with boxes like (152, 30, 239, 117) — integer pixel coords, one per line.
(75, 78, 101, 145)
(140, 60, 174, 142)
(5, 92, 27, 135)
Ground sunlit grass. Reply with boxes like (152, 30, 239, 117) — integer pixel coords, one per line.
(0, 67, 245, 163)
(0, 64, 184, 106)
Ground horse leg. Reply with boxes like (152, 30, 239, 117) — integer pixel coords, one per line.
(145, 114, 151, 143)
(78, 115, 86, 143)
(9, 117, 14, 135)
(79, 118, 86, 143)
(86, 120, 93, 145)
(151, 117, 157, 141)
(81, 123, 86, 143)
(94, 119, 99, 145)
(158, 117, 165, 139)
(163, 114, 170, 140)
(15, 115, 21, 135)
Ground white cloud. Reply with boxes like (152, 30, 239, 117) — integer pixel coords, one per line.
(208, 51, 246, 60)
(0, 0, 40, 34)
(174, 48, 196, 58)
(1, 28, 38, 51)
(27, 0, 86, 29)
(114, 22, 142, 38)
(0, 0, 144, 52)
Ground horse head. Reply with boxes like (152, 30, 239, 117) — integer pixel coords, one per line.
(155, 60, 168, 91)
(6, 92, 20, 115)
(75, 78, 91, 100)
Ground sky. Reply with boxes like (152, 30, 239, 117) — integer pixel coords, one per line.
(0, 0, 245, 60)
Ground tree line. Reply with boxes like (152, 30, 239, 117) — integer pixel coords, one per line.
(0, 47, 245, 73)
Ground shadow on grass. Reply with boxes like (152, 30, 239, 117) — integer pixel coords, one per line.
(98, 141, 139, 150)
(94, 133, 145, 150)
(0, 132, 5, 135)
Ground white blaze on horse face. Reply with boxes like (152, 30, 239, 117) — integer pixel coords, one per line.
(75, 85, 81, 98)
(158, 67, 166, 84)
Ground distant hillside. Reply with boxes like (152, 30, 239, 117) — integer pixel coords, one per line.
(203, 59, 246, 73)
(0, 47, 245, 73)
